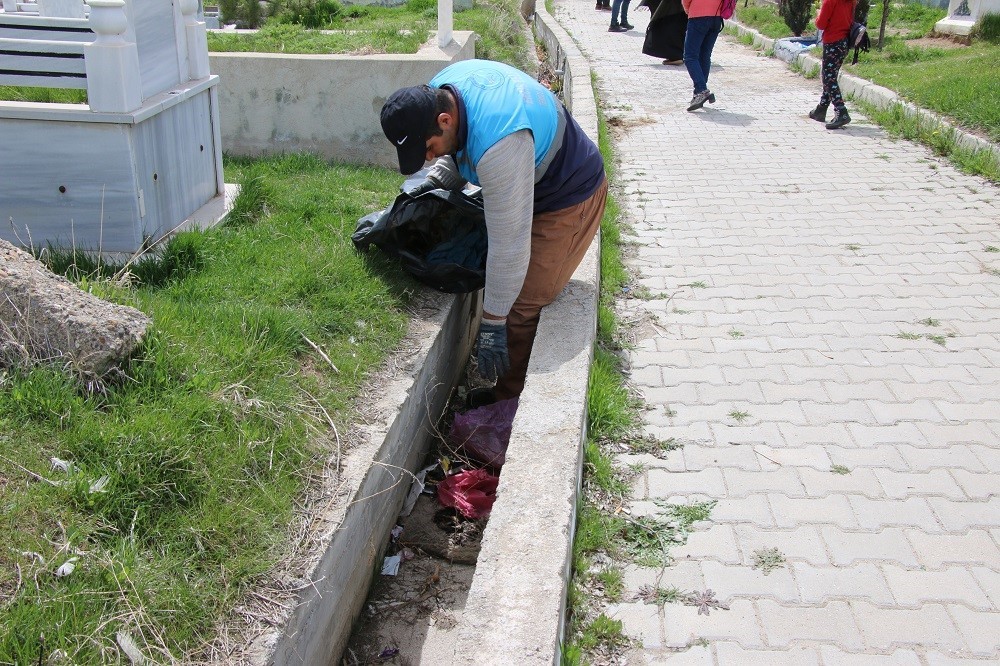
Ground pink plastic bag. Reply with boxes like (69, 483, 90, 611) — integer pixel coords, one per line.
(449, 397, 518, 469)
(437, 468, 500, 519)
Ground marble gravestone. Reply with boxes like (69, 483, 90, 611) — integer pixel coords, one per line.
(0, 0, 226, 255)
(935, 0, 1000, 35)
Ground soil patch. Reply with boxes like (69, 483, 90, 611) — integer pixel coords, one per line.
(907, 36, 968, 49)
(343, 548, 474, 665)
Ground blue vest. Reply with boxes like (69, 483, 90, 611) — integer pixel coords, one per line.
(430, 60, 559, 185)
(430, 59, 605, 213)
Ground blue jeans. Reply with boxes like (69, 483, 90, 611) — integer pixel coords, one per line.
(611, 0, 630, 25)
(683, 16, 723, 93)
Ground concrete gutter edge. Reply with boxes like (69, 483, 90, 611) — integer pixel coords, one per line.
(257, 291, 480, 666)
(453, 8, 601, 665)
(728, 21, 1000, 161)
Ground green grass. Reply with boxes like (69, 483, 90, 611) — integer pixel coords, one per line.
(207, 21, 430, 53)
(734, 1, 793, 39)
(0, 154, 414, 663)
(0, 86, 87, 104)
(849, 42, 1000, 144)
(205, 0, 535, 71)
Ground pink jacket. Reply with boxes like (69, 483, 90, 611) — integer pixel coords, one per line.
(682, 0, 723, 18)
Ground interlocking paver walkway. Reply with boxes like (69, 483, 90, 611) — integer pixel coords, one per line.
(552, 1, 1000, 662)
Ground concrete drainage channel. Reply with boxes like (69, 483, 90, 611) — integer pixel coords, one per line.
(247, 10, 599, 665)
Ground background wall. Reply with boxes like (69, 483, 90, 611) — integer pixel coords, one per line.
(208, 32, 476, 168)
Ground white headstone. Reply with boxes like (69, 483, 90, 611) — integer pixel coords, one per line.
(935, 0, 1000, 36)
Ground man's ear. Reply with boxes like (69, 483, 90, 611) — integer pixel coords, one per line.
(437, 111, 455, 131)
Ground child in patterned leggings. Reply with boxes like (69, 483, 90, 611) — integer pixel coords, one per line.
(811, 0, 856, 129)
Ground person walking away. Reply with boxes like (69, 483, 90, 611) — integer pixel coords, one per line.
(812, 0, 855, 128)
(681, 0, 723, 110)
(610, 0, 634, 31)
(640, 0, 688, 64)
(379, 60, 608, 402)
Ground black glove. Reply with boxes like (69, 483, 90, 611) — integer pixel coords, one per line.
(476, 319, 510, 383)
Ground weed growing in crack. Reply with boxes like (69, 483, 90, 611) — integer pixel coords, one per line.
(897, 332, 923, 340)
(728, 329, 745, 338)
(986, 246, 1000, 253)
(831, 464, 851, 475)
(751, 547, 787, 574)
(918, 317, 942, 327)
(596, 568, 625, 602)
(686, 280, 708, 289)
(728, 410, 751, 423)
(635, 584, 684, 605)
(578, 614, 630, 652)
(627, 434, 681, 458)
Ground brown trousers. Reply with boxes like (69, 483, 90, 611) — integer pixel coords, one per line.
(494, 178, 608, 400)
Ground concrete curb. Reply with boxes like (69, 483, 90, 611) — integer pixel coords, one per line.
(256, 291, 480, 665)
(451, 8, 600, 664)
(727, 20, 1000, 161)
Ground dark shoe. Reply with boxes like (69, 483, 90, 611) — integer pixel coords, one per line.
(687, 90, 711, 111)
(826, 108, 851, 129)
(466, 387, 497, 409)
(809, 103, 829, 122)
(608, 23, 627, 31)
(662, 59, 683, 65)
(621, 21, 634, 29)
(708, 93, 716, 104)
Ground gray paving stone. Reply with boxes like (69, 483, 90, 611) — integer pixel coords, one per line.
(970, 567, 1000, 610)
(820, 526, 921, 568)
(769, 494, 860, 530)
(713, 642, 821, 665)
(622, 560, 706, 596)
(791, 562, 895, 606)
(872, 469, 966, 500)
(732, 524, 829, 567)
(627, 645, 715, 665)
(799, 467, 885, 499)
(648, 468, 727, 498)
(671, 525, 743, 566)
(817, 645, 923, 665)
(757, 599, 863, 650)
(848, 496, 941, 532)
(927, 497, 1000, 531)
(661, 599, 763, 650)
(880, 564, 993, 610)
(945, 605, 1000, 657)
(851, 601, 965, 652)
(949, 469, 1000, 501)
(709, 495, 776, 528)
(722, 468, 806, 498)
(607, 601, 664, 649)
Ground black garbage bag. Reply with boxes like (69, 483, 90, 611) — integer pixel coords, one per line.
(352, 172, 487, 294)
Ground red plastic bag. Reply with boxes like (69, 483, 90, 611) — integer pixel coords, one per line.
(449, 397, 518, 469)
(437, 468, 500, 519)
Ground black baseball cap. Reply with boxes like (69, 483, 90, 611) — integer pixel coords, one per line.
(380, 85, 438, 175)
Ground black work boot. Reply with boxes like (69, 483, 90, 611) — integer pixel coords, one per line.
(809, 103, 828, 122)
(825, 108, 851, 129)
